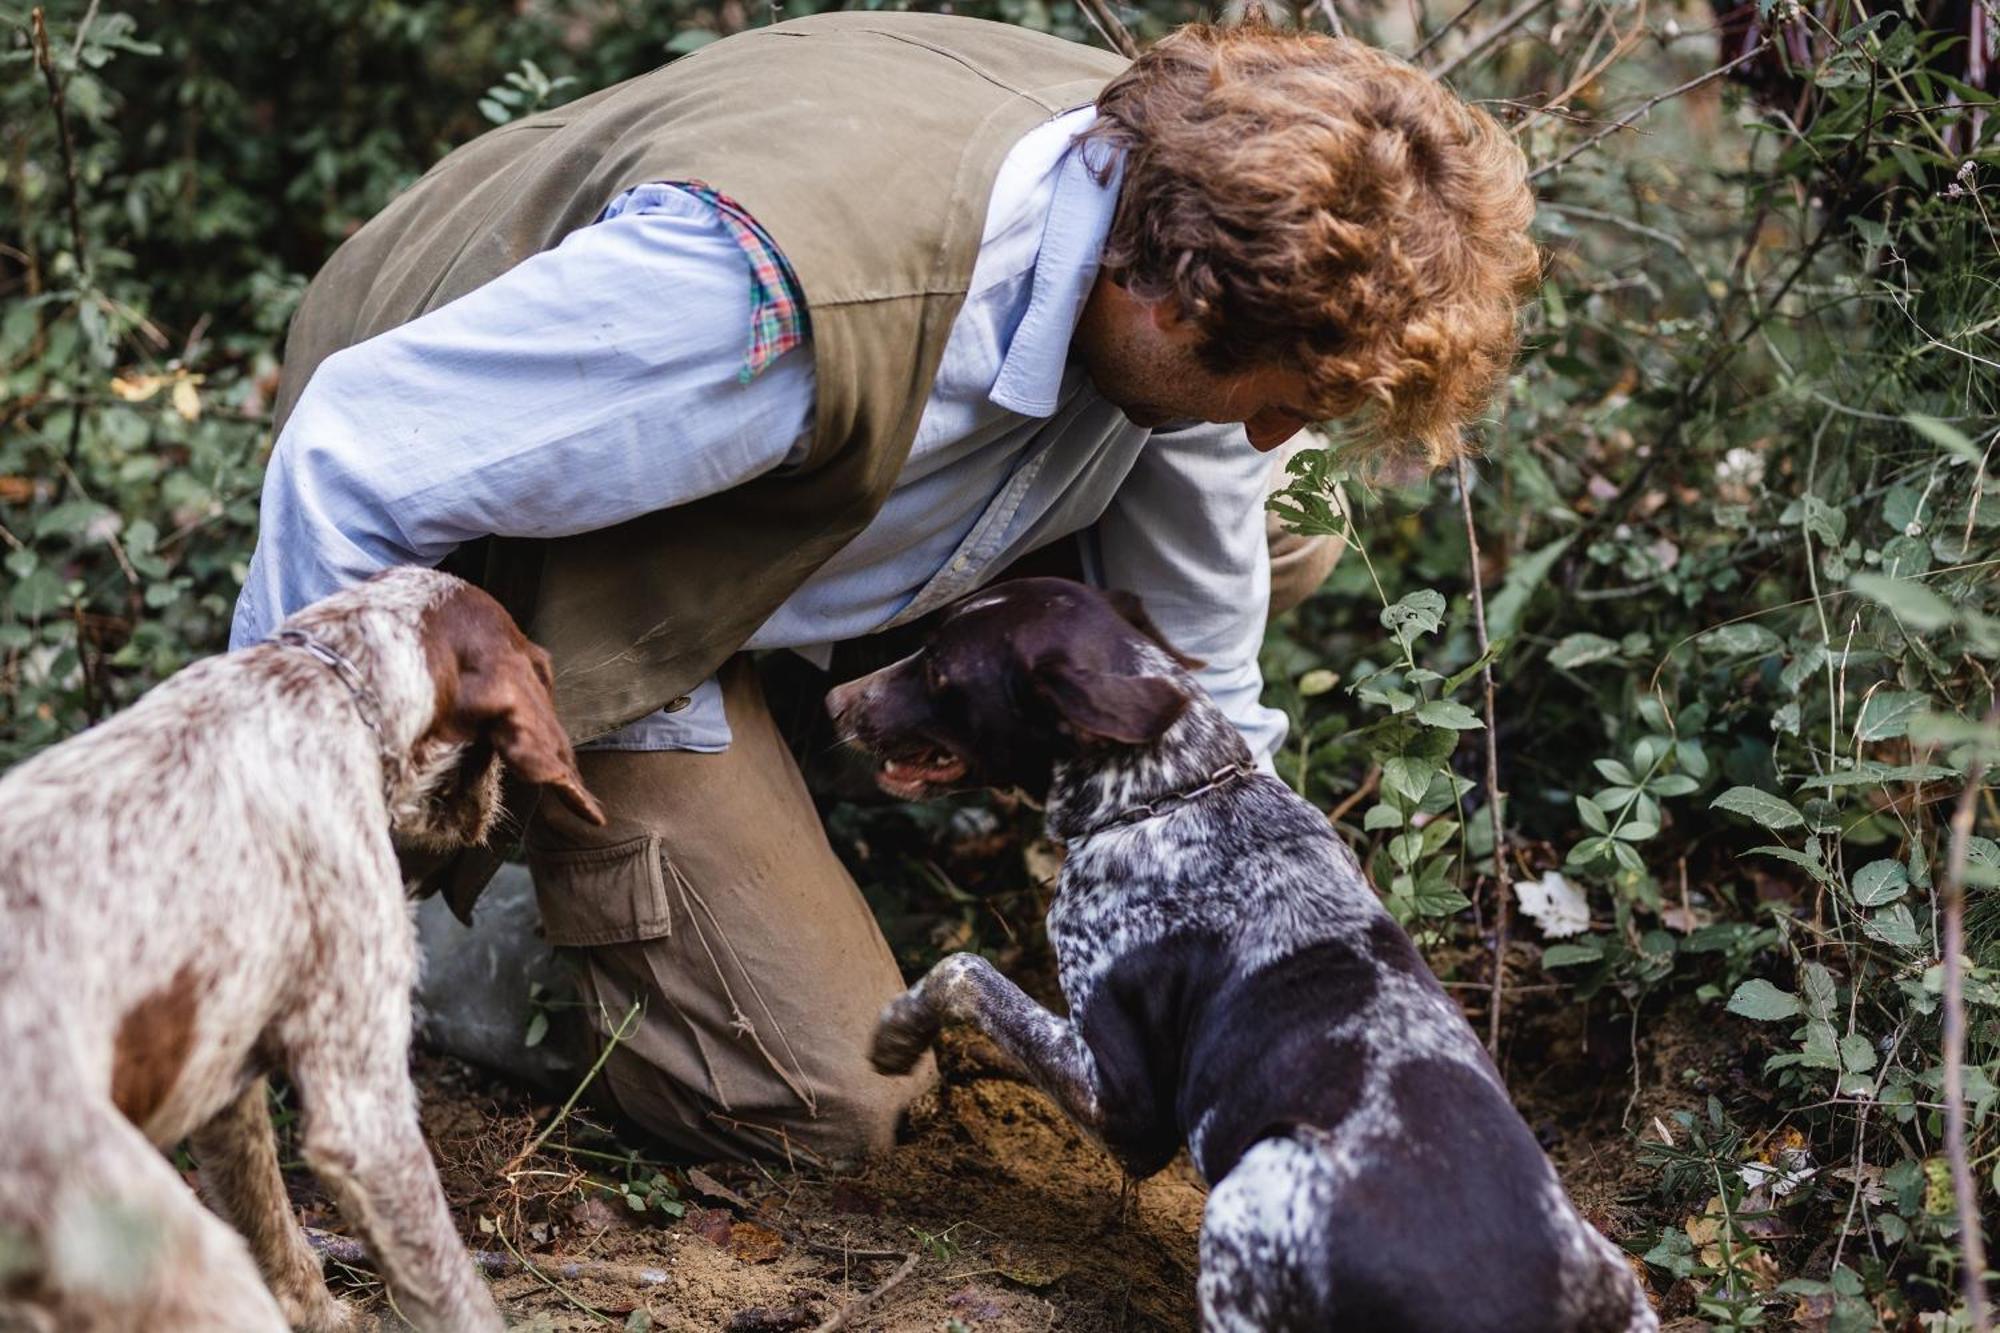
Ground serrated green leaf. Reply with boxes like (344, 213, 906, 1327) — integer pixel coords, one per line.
(1414, 699, 1482, 730)
(1840, 1032, 1877, 1073)
(1713, 786, 1805, 829)
(1728, 979, 1803, 1020)
(1380, 589, 1446, 647)
(1698, 623, 1784, 656)
(1486, 537, 1575, 644)
(1851, 859, 1910, 906)
(1746, 844, 1839, 887)
(1549, 633, 1620, 669)
(1381, 757, 1432, 805)
(1854, 690, 1929, 742)
(1362, 802, 1404, 831)
(1543, 938, 1606, 968)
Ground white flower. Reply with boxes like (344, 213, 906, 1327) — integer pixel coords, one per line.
(1514, 870, 1591, 939)
(1717, 447, 1765, 490)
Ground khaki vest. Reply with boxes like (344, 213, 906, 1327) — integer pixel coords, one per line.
(277, 12, 1125, 741)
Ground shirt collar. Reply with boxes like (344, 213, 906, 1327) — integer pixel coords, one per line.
(987, 130, 1124, 418)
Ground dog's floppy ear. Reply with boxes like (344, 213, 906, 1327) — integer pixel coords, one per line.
(428, 589, 607, 826)
(1103, 589, 1206, 670)
(1032, 651, 1192, 746)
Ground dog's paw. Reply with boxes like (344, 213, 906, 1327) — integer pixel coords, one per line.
(285, 1289, 364, 1333)
(869, 994, 938, 1076)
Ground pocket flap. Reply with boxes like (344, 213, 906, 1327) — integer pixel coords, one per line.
(530, 833, 673, 948)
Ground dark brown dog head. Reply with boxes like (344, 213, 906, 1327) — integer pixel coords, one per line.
(399, 579, 606, 848)
(825, 578, 1202, 800)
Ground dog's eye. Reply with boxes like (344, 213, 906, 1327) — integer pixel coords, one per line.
(923, 657, 950, 693)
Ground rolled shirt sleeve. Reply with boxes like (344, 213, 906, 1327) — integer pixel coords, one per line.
(1090, 420, 1288, 767)
(230, 187, 815, 648)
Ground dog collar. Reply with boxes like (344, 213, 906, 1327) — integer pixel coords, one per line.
(264, 628, 399, 802)
(1065, 761, 1258, 847)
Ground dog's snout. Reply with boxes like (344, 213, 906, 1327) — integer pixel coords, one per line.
(825, 676, 870, 725)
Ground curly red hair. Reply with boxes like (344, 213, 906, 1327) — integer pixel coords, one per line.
(1082, 24, 1540, 465)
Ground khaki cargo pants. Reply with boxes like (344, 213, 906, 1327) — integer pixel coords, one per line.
(522, 512, 1343, 1166)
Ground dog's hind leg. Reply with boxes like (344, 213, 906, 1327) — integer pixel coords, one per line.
(870, 952, 1106, 1132)
(191, 1077, 358, 1333)
(29, 1107, 290, 1333)
(1197, 1136, 1335, 1333)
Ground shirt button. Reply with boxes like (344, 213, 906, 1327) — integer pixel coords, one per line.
(664, 695, 692, 713)
(950, 556, 969, 573)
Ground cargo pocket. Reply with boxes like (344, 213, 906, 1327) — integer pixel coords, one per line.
(529, 833, 675, 948)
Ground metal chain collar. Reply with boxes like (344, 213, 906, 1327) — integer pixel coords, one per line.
(1066, 761, 1259, 847)
(264, 628, 399, 802)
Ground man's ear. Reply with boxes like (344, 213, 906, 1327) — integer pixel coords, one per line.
(1032, 652, 1192, 746)
(428, 589, 606, 827)
(1103, 589, 1206, 670)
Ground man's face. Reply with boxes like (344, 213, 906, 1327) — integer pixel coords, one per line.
(1073, 273, 1317, 451)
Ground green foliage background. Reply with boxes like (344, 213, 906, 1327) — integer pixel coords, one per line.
(4, 0, 1997, 1324)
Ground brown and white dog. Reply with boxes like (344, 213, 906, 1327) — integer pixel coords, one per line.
(0, 567, 603, 1333)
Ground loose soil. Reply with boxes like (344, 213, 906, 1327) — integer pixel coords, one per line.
(303, 976, 1740, 1332)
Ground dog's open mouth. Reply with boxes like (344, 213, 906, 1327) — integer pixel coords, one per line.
(874, 747, 967, 799)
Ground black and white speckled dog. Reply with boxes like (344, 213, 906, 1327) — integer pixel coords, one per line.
(826, 578, 1654, 1333)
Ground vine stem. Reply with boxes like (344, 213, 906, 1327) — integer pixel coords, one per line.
(1457, 457, 1510, 1056)
(1941, 707, 1998, 1333)
(30, 7, 92, 489)
(29, 8, 88, 278)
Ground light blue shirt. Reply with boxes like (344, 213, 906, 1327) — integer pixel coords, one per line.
(231, 108, 1286, 761)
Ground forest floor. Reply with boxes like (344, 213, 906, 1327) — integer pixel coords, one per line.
(297, 975, 1745, 1332)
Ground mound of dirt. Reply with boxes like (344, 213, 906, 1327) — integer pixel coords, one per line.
(308, 979, 1711, 1330)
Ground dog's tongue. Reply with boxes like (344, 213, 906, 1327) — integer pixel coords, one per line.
(876, 753, 966, 798)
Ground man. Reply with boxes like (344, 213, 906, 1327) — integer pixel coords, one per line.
(231, 13, 1538, 1163)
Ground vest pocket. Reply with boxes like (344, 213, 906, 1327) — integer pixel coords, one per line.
(529, 833, 675, 948)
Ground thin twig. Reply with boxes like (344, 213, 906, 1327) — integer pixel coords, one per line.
(1412, 0, 1491, 60)
(813, 1248, 921, 1333)
(29, 9, 88, 278)
(30, 7, 92, 486)
(1433, 0, 1556, 82)
(503, 1001, 643, 1177)
(1940, 707, 1998, 1333)
(1073, 0, 1140, 59)
(306, 1227, 671, 1289)
(1527, 41, 1772, 181)
(1328, 764, 1381, 824)
(1457, 459, 1510, 1056)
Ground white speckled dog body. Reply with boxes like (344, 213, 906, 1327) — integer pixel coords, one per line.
(832, 579, 1654, 1333)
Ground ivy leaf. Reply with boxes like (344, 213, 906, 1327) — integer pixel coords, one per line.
(1728, 979, 1803, 1021)
(1414, 699, 1483, 730)
(1712, 786, 1805, 830)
